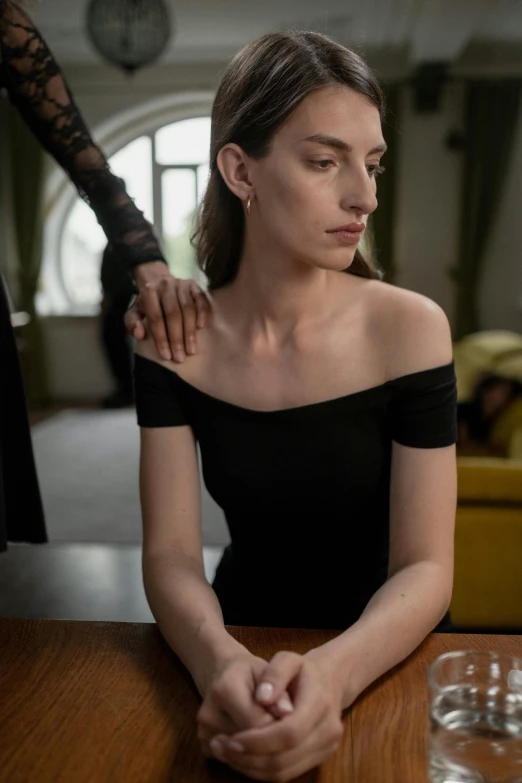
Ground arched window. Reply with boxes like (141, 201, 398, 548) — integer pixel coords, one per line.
(58, 116, 211, 310)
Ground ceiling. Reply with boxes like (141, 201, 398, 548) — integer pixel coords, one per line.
(30, 0, 522, 67)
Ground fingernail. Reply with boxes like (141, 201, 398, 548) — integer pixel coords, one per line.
(226, 740, 244, 753)
(161, 348, 172, 361)
(277, 697, 294, 713)
(197, 316, 205, 328)
(256, 682, 274, 702)
(173, 349, 185, 363)
(187, 338, 196, 355)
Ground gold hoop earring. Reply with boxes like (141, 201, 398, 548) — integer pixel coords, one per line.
(246, 196, 251, 216)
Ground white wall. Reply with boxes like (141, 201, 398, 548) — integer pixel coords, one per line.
(3, 60, 521, 398)
(63, 62, 223, 128)
(394, 81, 464, 321)
(44, 315, 114, 399)
(395, 81, 522, 337)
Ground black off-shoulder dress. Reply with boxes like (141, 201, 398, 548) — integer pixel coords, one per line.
(0, 0, 167, 552)
(133, 353, 458, 632)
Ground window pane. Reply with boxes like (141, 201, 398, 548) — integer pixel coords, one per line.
(61, 199, 106, 306)
(155, 117, 211, 166)
(110, 136, 153, 222)
(197, 163, 210, 203)
(162, 168, 198, 279)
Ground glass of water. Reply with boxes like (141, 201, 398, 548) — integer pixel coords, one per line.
(427, 650, 522, 783)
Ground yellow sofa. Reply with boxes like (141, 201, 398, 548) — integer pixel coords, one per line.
(449, 331, 522, 629)
(451, 457, 522, 629)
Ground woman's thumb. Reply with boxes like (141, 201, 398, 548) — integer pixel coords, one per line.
(256, 682, 294, 714)
(255, 655, 302, 712)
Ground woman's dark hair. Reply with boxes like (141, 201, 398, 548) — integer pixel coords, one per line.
(191, 30, 386, 290)
(471, 373, 522, 407)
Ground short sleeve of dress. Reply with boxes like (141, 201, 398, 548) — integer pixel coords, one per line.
(133, 354, 188, 428)
(389, 361, 458, 448)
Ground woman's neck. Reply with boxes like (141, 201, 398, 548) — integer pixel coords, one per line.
(212, 246, 346, 352)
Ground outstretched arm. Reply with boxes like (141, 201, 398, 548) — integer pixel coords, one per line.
(0, 0, 211, 355)
(0, 0, 166, 275)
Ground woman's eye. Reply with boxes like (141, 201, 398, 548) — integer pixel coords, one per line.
(367, 164, 386, 178)
(310, 160, 335, 170)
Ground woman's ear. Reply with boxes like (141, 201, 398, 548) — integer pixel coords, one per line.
(216, 143, 253, 201)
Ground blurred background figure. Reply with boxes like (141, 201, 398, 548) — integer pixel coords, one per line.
(457, 373, 522, 457)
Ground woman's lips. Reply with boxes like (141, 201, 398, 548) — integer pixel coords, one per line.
(328, 229, 363, 245)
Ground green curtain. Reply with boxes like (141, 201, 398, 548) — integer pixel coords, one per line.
(369, 83, 401, 284)
(449, 79, 522, 341)
(7, 104, 51, 406)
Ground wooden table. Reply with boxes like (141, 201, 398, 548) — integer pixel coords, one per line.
(1, 619, 521, 782)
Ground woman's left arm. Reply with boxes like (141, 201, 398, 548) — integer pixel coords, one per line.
(268, 294, 458, 711)
(308, 551, 455, 711)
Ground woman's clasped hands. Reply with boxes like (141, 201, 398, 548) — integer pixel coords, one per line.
(197, 649, 344, 782)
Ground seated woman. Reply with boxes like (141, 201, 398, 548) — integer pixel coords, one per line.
(133, 30, 458, 782)
(457, 373, 522, 457)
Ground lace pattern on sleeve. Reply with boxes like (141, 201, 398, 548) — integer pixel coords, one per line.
(0, 0, 167, 273)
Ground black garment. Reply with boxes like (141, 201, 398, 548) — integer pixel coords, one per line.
(0, 277, 47, 552)
(101, 243, 138, 301)
(133, 354, 458, 632)
(0, 0, 167, 552)
(100, 243, 136, 397)
(100, 293, 134, 398)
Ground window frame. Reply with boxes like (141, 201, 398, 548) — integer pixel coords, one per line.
(38, 92, 214, 316)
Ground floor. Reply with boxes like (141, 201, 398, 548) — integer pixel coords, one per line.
(0, 542, 224, 622)
(1, 402, 224, 624)
(28, 400, 109, 427)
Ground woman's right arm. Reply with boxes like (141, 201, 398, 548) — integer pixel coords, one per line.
(139, 420, 245, 698)
(135, 337, 245, 696)
(134, 338, 294, 747)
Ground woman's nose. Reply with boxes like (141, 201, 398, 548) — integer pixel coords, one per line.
(343, 169, 378, 216)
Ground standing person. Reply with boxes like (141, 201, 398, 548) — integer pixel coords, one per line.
(133, 30, 458, 781)
(0, 0, 210, 552)
(99, 232, 137, 409)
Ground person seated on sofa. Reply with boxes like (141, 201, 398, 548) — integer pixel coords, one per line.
(457, 373, 522, 457)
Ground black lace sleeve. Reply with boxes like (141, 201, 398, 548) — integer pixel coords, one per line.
(0, 0, 168, 277)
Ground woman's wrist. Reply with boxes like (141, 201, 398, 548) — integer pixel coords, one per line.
(304, 643, 357, 712)
(192, 631, 248, 698)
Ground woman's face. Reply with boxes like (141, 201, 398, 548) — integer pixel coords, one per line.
(249, 85, 386, 272)
(481, 380, 516, 418)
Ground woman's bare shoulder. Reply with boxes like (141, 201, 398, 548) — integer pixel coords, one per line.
(366, 280, 453, 379)
(133, 333, 164, 363)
